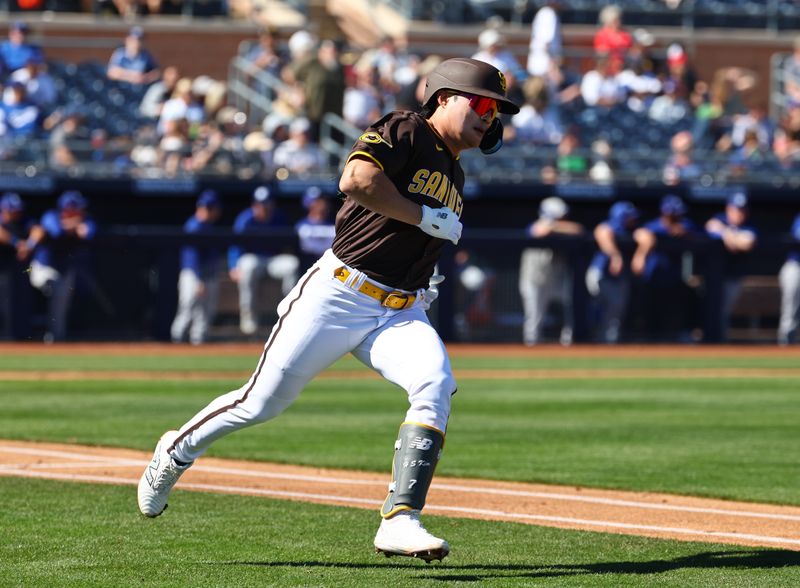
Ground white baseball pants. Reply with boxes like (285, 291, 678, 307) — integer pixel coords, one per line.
(170, 249, 456, 463)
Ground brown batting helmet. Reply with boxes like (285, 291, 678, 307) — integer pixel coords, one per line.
(423, 57, 520, 115)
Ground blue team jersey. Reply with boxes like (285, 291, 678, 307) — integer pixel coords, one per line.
(1, 100, 39, 136)
(0, 41, 42, 72)
(706, 212, 758, 277)
(640, 216, 697, 283)
(179, 215, 222, 278)
(228, 207, 287, 269)
(295, 217, 335, 257)
(589, 217, 634, 278)
(108, 47, 158, 75)
(33, 209, 97, 269)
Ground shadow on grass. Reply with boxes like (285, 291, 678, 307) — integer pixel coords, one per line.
(214, 550, 800, 581)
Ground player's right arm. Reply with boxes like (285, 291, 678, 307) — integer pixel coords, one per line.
(594, 222, 623, 276)
(338, 157, 423, 226)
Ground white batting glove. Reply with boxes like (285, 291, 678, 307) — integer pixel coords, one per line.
(419, 274, 445, 312)
(418, 205, 462, 245)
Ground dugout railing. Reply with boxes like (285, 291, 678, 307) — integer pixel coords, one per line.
(1, 226, 792, 344)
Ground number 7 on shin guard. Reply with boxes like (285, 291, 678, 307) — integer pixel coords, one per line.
(381, 422, 445, 518)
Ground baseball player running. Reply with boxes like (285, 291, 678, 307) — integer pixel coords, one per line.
(138, 58, 519, 562)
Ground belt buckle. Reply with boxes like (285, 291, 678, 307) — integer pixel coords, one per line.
(382, 291, 410, 310)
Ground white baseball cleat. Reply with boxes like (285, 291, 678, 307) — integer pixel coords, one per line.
(374, 510, 450, 563)
(137, 430, 191, 517)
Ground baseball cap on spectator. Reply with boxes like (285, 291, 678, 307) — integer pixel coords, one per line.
(660, 194, 686, 216)
(727, 192, 748, 209)
(302, 186, 324, 209)
(252, 185, 272, 203)
(289, 118, 311, 135)
(633, 28, 655, 47)
(0, 192, 23, 212)
(288, 31, 316, 57)
(197, 189, 220, 208)
(58, 190, 87, 210)
(609, 200, 638, 224)
(11, 21, 30, 34)
(128, 26, 144, 39)
(192, 75, 214, 96)
(666, 43, 688, 67)
(539, 197, 568, 220)
(478, 29, 504, 50)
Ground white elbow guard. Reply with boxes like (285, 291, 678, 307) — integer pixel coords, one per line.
(418, 205, 462, 245)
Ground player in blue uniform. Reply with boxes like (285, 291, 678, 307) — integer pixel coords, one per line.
(705, 192, 758, 341)
(29, 191, 97, 342)
(228, 186, 299, 335)
(294, 186, 336, 274)
(633, 194, 698, 341)
(585, 200, 640, 343)
(170, 190, 223, 345)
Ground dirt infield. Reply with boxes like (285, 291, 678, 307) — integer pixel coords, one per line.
(2, 439, 800, 551)
(2, 342, 799, 551)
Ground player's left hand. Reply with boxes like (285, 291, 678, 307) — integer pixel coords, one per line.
(418, 205, 462, 245)
(419, 274, 445, 311)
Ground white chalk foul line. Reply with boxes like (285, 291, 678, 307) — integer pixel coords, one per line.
(3, 469, 800, 548)
(3, 444, 800, 524)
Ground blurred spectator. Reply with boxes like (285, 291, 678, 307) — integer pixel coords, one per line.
(157, 77, 205, 137)
(648, 80, 689, 125)
(527, 0, 562, 77)
(170, 190, 223, 345)
(357, 35, 415, 106)
(0, 22, 43, 75)
(46, 108, 89, 169)
(541, 130, 587, 183)
(593, 5, 632, 75)
(588, 139, 616, 184)
(29, 191, 97, 343)
(782, 36, 800, 109)
(632, 194, 699, 341)
(140, 65, 181, 120)
(294, 186, 336, 274)
(518, 196, 584, 346)
(730, 102, 774, 151)
(616, 31, 661, 113)
(9, 54, 56, 111)
(157, 118, 190, 177)
(107, 26, 160, 86)
(509, 75, 563, 145)
(692, 67, 755, 151)
(579, 54, 624, 108)
(472, 27, 527, 101)
(0, 192, 40, 339)
(2, 81, 41, 138)
(228, 186, 299, 335)
(727, 129, 770, 179)
(393, 54, 441, 111)
(662, 43, 699, 104)
(343, 61, 383, 130)
(245, 27, 287, 80)
(773, 106, 800, 171)
(663, 130, 702, 185)
(286, 38, 345, 141)
(585, 200, 640, 343)
(271, 117, 327, 174)
(778, 213, 800, 345)
(705, 192, 757, 341)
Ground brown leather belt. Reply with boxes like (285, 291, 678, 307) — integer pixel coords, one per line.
(334, 267, 416, 310)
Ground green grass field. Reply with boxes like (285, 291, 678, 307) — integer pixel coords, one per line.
(2, 347, 800, 586)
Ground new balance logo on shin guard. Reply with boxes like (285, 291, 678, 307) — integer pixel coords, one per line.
(408, 437, 433, 451)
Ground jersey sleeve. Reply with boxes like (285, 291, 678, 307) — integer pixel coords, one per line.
(345, 112, 415, 177)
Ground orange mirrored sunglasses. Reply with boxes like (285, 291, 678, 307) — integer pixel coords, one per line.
(464, 93, 499, 120)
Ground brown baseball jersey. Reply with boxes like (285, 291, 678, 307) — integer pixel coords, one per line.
(332, 111, 465, 291)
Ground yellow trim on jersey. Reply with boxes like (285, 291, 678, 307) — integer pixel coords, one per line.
(346, 150, 384, 171)
(400, 421, 446, 437)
